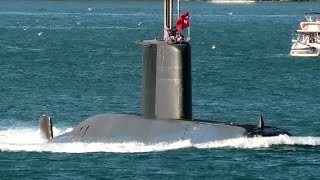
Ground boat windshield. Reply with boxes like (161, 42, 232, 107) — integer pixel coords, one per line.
(304, 12, 320, 22)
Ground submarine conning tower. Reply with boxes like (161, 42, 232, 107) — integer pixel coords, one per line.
(142, 0, 192, 120)
(142, 40, 192, 120)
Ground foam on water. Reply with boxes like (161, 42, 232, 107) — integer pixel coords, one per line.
(195, 135, 320, 149)
(1, 127, 320, 153)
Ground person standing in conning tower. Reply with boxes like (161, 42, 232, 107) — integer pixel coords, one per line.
(164, 25, 170, 42)
(169, 26, 177, 43)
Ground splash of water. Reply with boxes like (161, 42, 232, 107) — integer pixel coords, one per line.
(1, 127, 319, 153)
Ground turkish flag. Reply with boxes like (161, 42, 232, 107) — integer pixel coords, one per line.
(176, 11, 189, 31)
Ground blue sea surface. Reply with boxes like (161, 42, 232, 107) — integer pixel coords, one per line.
(1, 0, 320, 179)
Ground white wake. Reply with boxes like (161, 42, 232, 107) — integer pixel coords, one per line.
(0, 127, 319, 153)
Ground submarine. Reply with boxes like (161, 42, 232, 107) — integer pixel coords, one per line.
(39, 0, 291, 143)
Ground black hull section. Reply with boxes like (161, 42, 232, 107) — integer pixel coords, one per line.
(244, 125, 291, 137)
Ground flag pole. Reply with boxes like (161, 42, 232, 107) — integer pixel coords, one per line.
(169, 0, 173, 29)
(188, 9, 190, 41)
(164, 0, 167, 29)
(177, 0, 180, 18)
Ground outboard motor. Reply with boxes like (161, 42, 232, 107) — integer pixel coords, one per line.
(39, 115, 53, 140)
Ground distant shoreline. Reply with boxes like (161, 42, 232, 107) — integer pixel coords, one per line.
(187, 0, 320, 2)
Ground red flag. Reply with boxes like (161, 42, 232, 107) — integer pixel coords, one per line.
(176, 11, 189, 31)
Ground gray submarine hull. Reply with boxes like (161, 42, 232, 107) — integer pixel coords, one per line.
(43, 114, 290, 143)
(48, 114, 246, 143)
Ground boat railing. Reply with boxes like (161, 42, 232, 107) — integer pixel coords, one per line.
(304, 12, 320, 22)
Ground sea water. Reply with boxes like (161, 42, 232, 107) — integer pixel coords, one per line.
(1, 1, 320, 179)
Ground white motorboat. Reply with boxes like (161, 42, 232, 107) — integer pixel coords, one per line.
(290, 12, 320, 57)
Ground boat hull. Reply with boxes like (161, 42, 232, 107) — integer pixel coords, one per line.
(49, 114, 247, 143)
(47, 114, 290, 143)
(290, 43, 320, 57)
